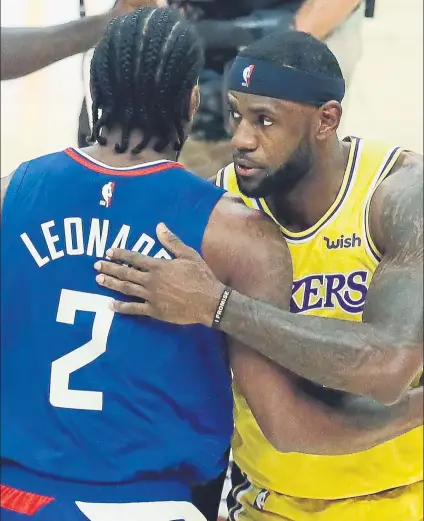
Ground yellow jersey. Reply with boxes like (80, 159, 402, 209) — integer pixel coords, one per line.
(217, 137, 423, 521)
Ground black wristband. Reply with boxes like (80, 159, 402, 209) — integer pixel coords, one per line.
(212, 287, 232, 329)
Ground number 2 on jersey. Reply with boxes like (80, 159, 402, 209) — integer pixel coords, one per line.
(49, 289, 115, 411)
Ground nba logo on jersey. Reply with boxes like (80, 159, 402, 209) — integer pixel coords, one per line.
(100, 182, 115, 208)
(242, 65, 255, 87)
(254, 489, 270, 510)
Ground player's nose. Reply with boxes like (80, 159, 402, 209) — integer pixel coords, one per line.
(231, 119, 258, 152)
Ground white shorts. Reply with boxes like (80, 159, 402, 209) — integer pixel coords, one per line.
(76, 500, 206, 521)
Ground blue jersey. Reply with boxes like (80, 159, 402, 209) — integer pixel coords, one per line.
(1, 148, 233, 503)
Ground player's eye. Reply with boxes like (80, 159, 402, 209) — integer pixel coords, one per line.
(259, 115, 273, 127)
(229, 110, 242, 121)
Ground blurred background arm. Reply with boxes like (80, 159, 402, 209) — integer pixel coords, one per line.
(1, 13, 116, 81)
(1, 0, 159, 81)
(294, 0, 361, 39)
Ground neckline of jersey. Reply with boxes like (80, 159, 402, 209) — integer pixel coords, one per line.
(65, 147, 184, 177)
(256, 136, 362, 242)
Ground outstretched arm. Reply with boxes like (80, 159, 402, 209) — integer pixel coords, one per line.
(1, 1, 157, 81)
(1, 15, 113, 81)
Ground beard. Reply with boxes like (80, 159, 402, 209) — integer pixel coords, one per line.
(237, 136, 315, 199)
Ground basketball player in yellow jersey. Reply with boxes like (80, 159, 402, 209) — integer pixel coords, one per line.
(94, 31, 423, 521)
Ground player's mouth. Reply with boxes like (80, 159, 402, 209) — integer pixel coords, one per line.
(234, 159, 264, 177)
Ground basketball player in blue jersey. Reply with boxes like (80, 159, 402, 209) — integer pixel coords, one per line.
(0, 8, 292, 521)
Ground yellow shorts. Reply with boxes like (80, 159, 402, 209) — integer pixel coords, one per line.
(228, 475, 423, 521)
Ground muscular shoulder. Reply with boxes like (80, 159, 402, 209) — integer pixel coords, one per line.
(202, 193, 292, 306)
(392, 150, 423, 171)
(369, 151, 423, 257)
(205, 193, 287, 259)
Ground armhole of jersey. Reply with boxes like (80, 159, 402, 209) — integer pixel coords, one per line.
(364, 147, 404, 262)
(412, 369, 423, 388)
(216, 168, 225, 188)
(217, 165, 233, 191)
(2, 162, 31, 221)
(217, 164, 264, 211)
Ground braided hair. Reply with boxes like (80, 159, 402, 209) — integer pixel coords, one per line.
(89, 7, 203, 154)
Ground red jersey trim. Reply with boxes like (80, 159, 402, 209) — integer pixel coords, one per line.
(0, 484, 55, 516)
(65, 148, 184, 177)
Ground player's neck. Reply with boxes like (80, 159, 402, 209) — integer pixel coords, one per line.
(267, 138, 349, 233)
(85, 129, 180, 168)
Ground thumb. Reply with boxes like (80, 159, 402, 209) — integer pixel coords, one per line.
(156, 223, 196, 258)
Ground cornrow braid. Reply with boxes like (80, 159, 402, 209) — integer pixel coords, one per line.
(156, 27, 188, 151)
(129, 10, 158, 155)
(167, 36, 201, 151)
(89, 26, 114, 146)
(89, 7, 203, 154)
(113, 14, 138, 153)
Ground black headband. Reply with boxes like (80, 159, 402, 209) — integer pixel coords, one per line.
(226, 57, 345, 106)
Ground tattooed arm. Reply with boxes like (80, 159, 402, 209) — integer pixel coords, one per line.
(231, 346, 422, 454)
(99, 153, 422, 405)
(97, 193, 422, 454)
(228, 152, 423, 453)
(96, 193, 422, 454)
(219, 153, 423, 405)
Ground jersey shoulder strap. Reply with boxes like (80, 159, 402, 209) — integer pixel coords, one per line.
(359, 139, 404, 261)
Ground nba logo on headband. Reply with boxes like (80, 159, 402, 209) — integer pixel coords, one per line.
(242, 65, 255, 87)
(228, 57, 346, 105)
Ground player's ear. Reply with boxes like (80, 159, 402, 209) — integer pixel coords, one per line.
(189, 82, 200, 121)
(315, 101, 342, 141)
